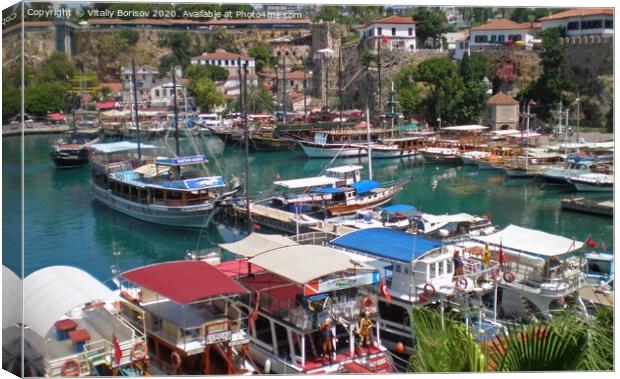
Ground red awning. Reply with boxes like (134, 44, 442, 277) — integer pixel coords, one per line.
(121, 261, 248, 304)
(96, 101, 116, 110)
(47, 113, 67, 121)
(214, 259, 266, 278)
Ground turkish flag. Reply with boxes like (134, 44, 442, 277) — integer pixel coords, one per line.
(498, 240, 505, 266)
(382, 35, 389, 44)
(113, 333, 122, 365)
(380, 279, 392, 302)
(586, 236, 598, 248)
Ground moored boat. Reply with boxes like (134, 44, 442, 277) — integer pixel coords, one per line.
(50, 133, 100, 168)
(418, 147, 461, 164)
(568, 173, 613, 192)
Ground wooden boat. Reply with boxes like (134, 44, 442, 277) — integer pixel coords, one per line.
(50, 133, 100, 168)
(418, 147, 461, 164)
(219, 235, 396, 374)
(117, 261, 257, 375)
(326, 180, 408, 216)
(568, 173, 613, 192)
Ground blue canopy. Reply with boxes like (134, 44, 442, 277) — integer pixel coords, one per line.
(330, 227, 442, 263)
(350, 180, 380, 194)
(381, 204, 418, 215)
(310, 187, 344, 194)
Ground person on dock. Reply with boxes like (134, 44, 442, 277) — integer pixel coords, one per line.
(357, 312, 373, 347)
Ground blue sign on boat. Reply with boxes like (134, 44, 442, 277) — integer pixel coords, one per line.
(156, 155, 207, 166)
(183, 176, 226, 189)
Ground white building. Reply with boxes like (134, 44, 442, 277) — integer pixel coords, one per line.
(454, 19, 539, 60)
(190, 49, 256, 76)
(444, 31, 468, 50)
(539, 8, 613, 37)
(149, 79, 192, 107)
(359, 15, 417, 52)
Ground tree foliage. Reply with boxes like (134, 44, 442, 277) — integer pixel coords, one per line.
(414, 8, 448, 48)
(360, 48, 376, 70)
(313, 6, 341, 22)
(518, 28, 574, 120)
(228, 85, 275, 114)
(119, 30, 140, 46)
(414, 57, 465, 125)
(185, 64, 229, 82)
(190, 78, 224, 112)
(394, 66, 422, 119)
(510, 8, 558, 23)
(460, 53, 493, 122)
(248, 43, 276, 72)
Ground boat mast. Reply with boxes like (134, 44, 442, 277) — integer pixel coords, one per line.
(377, 36, 382, 121)
(130, 58, 142, 162)
(303, 58, 307, 116)
(366, 105, 373, 180)
(240, 58, 252, 233)
(171, 66, 180, 156)
(282, 55, 287, 123)
(338, 45, 343, 126)
(525, 100, 530, 171)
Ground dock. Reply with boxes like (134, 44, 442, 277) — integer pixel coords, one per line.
(2, 125, 102, 137)
(561, 197, 613, 217)
(231, 202, 357, 236)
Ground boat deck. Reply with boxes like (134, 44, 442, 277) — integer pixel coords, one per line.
(303, 345, 384, 373)
(561, 197, 613, 217)
(578, 286, 614, 307)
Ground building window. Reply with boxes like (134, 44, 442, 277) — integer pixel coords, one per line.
(285, 51, 289, 56)
(582, 19, 603, 29)
(377, 27, 382, 35)
(567, 21, 580, 30)
(465, 42, 469, 48)
(363, 31, 366, 38)
(408, 27, 413, 36)
(604, 19, 613, 29)
(391, 27, 396, 36)
(490, 34, 497, 42)
(155, 89, 160, 97)
(290, 80, 294, 86)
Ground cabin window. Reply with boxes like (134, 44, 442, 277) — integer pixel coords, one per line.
(395, 264, 401, 273)
(429, 264, 437, 278)
(254, 315, 273, 347)
(274, 323, 290, 359)
(403, 266, 409, 274)
(438, 261, 445, 276)
(155, 89, 160, 97)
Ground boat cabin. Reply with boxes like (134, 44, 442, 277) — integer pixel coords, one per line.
(472, 224, 588, 318)
(118, 261, 255, 375)
(17, 266, 147, 377)
(584, 252, 614, 287)
(90, 141, 158, 175)
(219, 233, 393, 374)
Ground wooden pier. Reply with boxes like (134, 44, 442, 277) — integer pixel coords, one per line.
(561, 197, 613, 217)
(231, 202, 356, 236)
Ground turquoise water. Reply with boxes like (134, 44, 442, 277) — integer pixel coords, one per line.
(2, 134, 613, 284)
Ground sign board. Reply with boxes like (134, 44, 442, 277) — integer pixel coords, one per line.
(303, 272, 379, 296)
(156, 155, 207, 166)
(205, 330, 232, 345)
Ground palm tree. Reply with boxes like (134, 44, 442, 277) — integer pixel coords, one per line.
(409, 305, 613, 372)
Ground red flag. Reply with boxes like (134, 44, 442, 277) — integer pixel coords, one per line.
(498, 239, 505, 265)
(382, 35, 388, 44)
(379, 279, 392, 302)
(586, 235, 597, 248)
(113, 333, 122, 365)
(601, 242, 607, 251)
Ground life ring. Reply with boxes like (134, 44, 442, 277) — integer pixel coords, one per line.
(361, 296, 374, 311)
(455, 278, 468, 292)
(503, 271, 515, 283)
(170, 351, 182, 369)
(131, 340, 148, 361)
(423, 283, 436, 297)
(61, 358, 80, 377)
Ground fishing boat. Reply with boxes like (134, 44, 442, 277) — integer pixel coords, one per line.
(459, 150, 490, 165)
(325, 228, 503, 357)
(418, 146, 461, 164)
(567, 172, 613, 192)
(11, 266, 148, 377)
(50, 133, 100, 168)
(219, 234, 395, 374)
(90, 143, 239, 228)
(411, 212, 497, 238)
(503, 151, 565, 178)
(116, 261, 257, 375)
(584, 252, 614, 288)
(472, 225, 590, 319)
(365, 136, 424, 159)
(298, 133, 368, 159)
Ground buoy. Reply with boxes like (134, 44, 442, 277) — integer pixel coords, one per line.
(395, 342, 405, 354)
(254, 223, 262, 231)
(503, 271, 515, 283)
(264, 358, 271, 374)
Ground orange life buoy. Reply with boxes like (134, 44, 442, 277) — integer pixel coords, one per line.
(61, 358, 80, 377)
(361, 296, 374, 311)
(423, 283, 436, 297)
(170, 351, 182, 369)
(131, 340, 148, 361)
(503, 271, 515, 283)
(455, 278, 468, 292)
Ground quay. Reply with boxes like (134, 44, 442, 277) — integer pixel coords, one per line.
(231, 201, 357, 236)
(2, 125, 102, 137)
(561, 197, 613, 217)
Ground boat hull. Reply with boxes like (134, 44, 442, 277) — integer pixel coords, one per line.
(370, 148, 418, 159)
(327, 182, 407, 216)
(50, 155, 90, 168)
(505, 169, 537, 178)
(419, 152, 461, 164)
(570, 180, 613, 192)
(92, 183, 215, 228)
(299, 142, 366, 158)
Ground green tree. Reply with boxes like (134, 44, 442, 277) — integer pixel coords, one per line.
(37, 52, 76, 84)
(185, 64, 229, 82)
(229, 85, 275, 114)
(158, 32, 193, 72)
(414, 8, 448, 48)
(395, 66, 423, 118)
(190, 78, 224, 112)
(313, 5, 341, 22)
(518, 28, 574, 120)
(460, 53, 493, 122)
(119, 30, 140, 46)
(349, 6, 385, 24)
(24, 84, 64, 116)
(414, 57, 465, 125)
(360, 48, 376, 70)
(248, 43, 275, 72)
(510, 8, 558, 23)
(2, 88, 20, 121)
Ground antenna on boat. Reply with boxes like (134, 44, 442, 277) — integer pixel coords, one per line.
(130, 57, 142, 162)
(171, 66, 180, 157)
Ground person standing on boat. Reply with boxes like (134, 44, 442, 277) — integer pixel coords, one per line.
(320, 319, 337, 364)
(357, 312, 373, 347)
(453, 250, 464, 279)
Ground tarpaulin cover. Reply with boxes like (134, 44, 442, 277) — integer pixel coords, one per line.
(350, 180, 380, 194)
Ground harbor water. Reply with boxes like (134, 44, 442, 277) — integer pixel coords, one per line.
(2, 134, 613, 284)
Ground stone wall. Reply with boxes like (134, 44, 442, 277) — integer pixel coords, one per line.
(3, 28, 56, 71)
(561, 36, 613, 86)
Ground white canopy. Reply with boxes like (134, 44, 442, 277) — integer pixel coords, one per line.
(325, 165, 363, 174)
(473, 224, 583, 257)
(422, 213, 476, 224)
(274, 175, 339, 189)
(491, 130, 521, 136)
(23, 266, 120, 337)
(441, 125, 489, 132)
(220, 233, 298, 258)
(2, 266, 22, 330)
(249, 245, 374, 284)
(91, 141, 157, 154)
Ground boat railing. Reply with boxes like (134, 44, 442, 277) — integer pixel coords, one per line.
(500, 260, 587, 296)
(46, 351, 92, 377)
(289, 232, 335, 245)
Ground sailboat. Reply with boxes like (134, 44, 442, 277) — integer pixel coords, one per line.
(90, 59, 240, 228)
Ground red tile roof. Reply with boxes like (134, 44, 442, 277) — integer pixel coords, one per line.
(286, 71, 307, 80)
(122, 261, 248, 304)
(367, 15, 416, 26)
(470, 18, 535, 31)
(192, 49, 252, 61)
(487, 92, 519, 106)
(538, 8, 613, 21)
(2, 21, 54, 34)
